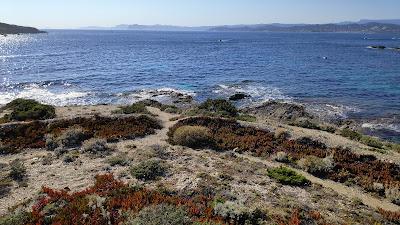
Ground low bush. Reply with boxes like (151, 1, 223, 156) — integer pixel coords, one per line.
(57, 126, 88, 149)
(117, 102, 151, 114)
(273, 151, 289, 163)
(172, 125, 214, 149)
(0, 178, 12, 197)
(236, 114, 257, 122)
(197, 99, 238, 117)
(126, 204, 191, 225)
(340, 128, 362, 141)
(45, 134, 59, 151)
(214, 201, 266, 224)
(0, 210, 31, 225)
(297, 155, 334, 176)
(385, 187, 400, 205)
(1, 98, 55, 121)
(9, 159, 26, 181)
(82, 138, 112, 157)
(0, 115, 162, 154)
(130, 160, 167, 181)
(107, 153, 130, 166)
(361, 136, 384, 149)
(267, 166, 309, 186)
(290, 118, 320, 130)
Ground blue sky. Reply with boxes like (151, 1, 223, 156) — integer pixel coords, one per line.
(1, 0, 399, 28)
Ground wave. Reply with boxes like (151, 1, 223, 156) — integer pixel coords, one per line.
(213, 82, 291, 107)
(0, 84, 89, 106)
(114, 87, 196, 105)
(305, 103, 360, 120)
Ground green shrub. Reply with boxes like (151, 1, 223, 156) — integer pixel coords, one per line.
(45, 134, 59, 151)
(107, 153, 130, 166)
(2, 98, 55, 121)
(340, 128, 362, 141)
(0, 178, 12, 197)
(236, 114, 257, 122)
(118, 102, 151, 114)
(267, 166, 309, 186)
(9, 159, 26, 181)
(58, 127, 88, 148)
(172, 126, 214, 149)
(197, 99, 238, 117)
(297, 156, 334, 175)
(0, 210, 31, 225)
(125, 204, 191, 225)
(130, 160, 166, 181)
(361, 136, 384, 149)
(82, 138, 113, 157)
(290, 118, 320, 130)
(214, 201, 266, 224)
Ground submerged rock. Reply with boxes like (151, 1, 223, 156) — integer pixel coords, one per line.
(243, 101, 313, 122)
(229, 93, 251, 101)
(368, 46, 386, 49)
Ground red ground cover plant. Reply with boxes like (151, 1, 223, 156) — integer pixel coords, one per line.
(0, 115, 161, 154)
(23, 174, 333, 225)
(168, 117, 400, 192)
(27, 174, 224, 225)
(378, 208, 400, 224)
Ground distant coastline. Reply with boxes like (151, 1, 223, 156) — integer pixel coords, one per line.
(0, 22, 46, 35)
(79, 19, 400, 33)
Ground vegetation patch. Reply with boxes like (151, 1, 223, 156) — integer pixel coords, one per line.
(1, 99, 55, 122)
(9, 159, 27, 181)
(116, 100, 180, 115)
(172, 125, 214, 149)
(267, 166, 309, 186)
(116, 102, 151, 115)
(130, 159, 167, 181)
(8, 174, 333, 225)
(81, 138, 113, 157)
(0, 115, 161, 154)
(126, 204, 191, 225)
(168, 117, 400, 194)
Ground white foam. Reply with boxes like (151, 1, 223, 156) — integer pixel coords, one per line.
(116, 87, 196, 104)
(214, 83, 291, 105)
(362, 122, 400, 133)
(0, 85, 89, 106)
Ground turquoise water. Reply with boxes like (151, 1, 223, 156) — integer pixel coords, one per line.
(0, 30, 399, 141)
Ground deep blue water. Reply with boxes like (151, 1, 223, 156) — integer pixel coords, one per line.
(0, 30, 399, 141)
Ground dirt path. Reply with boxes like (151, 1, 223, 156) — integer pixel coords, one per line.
(236, 153, 400, 212)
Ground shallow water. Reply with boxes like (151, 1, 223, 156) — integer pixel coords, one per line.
(0, 30, 399, 141)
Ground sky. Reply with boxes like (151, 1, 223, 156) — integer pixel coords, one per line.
(1, 0, 400, 29)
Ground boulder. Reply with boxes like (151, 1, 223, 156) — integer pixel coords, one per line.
(229, 93, 251, 101)
(243, 101, 313, 122)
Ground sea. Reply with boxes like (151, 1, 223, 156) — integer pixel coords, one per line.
(0, 30, 399, 142)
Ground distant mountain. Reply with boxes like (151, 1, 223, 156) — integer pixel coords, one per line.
(81, 24, 213, 31)
(358, 19, 400, 25)
(210, 23, 400, 33)
(79, 20, 400, 33)
(0, 22, 46, 35)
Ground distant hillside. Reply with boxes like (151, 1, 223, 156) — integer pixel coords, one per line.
(0, 22, 46, 35)
(358, 19, 400, 25)
(210, 23, 400, 33)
